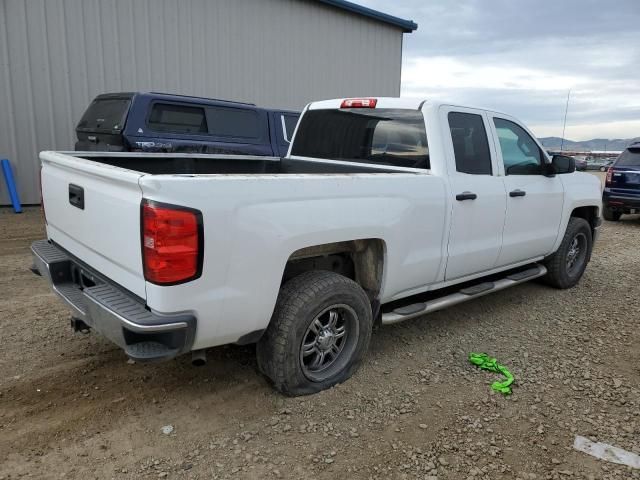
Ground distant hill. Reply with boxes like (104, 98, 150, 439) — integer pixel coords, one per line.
(538, 137, 639, 152)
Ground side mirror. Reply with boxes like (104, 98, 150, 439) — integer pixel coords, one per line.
(542, 162, 557, 177)
(552, 155, 576, 174)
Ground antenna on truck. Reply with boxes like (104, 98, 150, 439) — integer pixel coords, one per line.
(560, 89, 571, 152)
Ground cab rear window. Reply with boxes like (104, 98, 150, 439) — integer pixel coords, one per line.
(291, 109, 429, 169)
(77, 98, 131, 132)
(616, 148, 640, 167)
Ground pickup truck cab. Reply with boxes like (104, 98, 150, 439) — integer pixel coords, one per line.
(33, 97, 602, 395)
(75, 92, 299, 157)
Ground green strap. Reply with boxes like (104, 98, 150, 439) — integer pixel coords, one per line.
(469, 352, 514, 395)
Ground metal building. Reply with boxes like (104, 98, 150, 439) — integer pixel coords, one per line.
(0, 0, 416, 205)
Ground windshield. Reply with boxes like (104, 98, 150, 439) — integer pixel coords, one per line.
(616, 148, 640, 167)
(77, 97, 131, 132)
(291, 108, 429, 169)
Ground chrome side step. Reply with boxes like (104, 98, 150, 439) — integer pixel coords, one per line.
(381, 264, 547, 325)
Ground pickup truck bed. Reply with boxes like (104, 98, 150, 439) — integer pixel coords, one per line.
(74, 152, 407, 175)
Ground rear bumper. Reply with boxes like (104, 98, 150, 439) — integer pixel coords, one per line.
(31, 239, 196, 362)
(603, 190, 640, 211)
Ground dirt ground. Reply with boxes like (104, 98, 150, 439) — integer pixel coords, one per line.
(1, 194, 639, 479)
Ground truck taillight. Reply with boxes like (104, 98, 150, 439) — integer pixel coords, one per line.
(605, 166, 613, 185)
(340, 98, 377, 108)
(141, 200, 203, 285)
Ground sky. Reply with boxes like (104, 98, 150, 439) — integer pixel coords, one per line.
(358, 0, 640, 141)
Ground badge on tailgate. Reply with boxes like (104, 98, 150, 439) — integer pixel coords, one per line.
(68, 184, 85, 210)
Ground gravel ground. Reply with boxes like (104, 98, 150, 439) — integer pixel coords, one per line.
(1, 193, 639, 480)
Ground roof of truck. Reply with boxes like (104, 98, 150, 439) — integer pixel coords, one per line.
(307, 97, 514, 117)
(315, 1, 418, 32)
(93, 92, 299, 114)
(308, 97, 426, 110)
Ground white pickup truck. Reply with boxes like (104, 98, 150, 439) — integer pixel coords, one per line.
(32, 97, 602, 395)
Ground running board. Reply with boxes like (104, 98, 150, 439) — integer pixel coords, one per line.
(381, 265, 547, 325)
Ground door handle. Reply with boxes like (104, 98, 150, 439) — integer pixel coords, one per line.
(456, 191, 477, 201)
(509, 189, 526, 197)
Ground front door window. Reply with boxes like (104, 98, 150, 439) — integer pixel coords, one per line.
(493, 118, 543, 175)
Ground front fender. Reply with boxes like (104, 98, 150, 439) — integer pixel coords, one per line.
(550, 173, 602, 253)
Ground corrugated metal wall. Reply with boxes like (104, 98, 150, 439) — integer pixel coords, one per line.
(0, 0, 404, 205)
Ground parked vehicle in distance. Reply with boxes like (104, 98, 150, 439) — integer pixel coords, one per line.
(75, 92, 300, 157)
(602, 142, 640, 220)
(600, 159, 615, 171)
(34, 97, 602, 396)
(585, 157, 614, 171)
(575, 157, 587, 171)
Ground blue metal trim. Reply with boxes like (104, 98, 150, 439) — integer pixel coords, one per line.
(315, 0, 418, 32)
(1, 159, 22, 213)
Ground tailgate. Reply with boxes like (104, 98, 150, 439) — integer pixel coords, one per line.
(609, 166, 640, 196)
(610, 148, 640, 195)
(75, 131, 127, 151)
(40, 151, 146, 299)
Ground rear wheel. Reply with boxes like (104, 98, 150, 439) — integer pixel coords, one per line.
(603, 207, 621, 222)
(544, 217, 592, 289)
(257, 271, 372, 396)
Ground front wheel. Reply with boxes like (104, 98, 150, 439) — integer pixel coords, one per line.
(257, 271, 372, 396)
(543, 217, 592, 289)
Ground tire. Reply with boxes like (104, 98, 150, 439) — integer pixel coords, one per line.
(600, 166, 607, 172)
(544, 217, 592, 289)
(257, 271, 372, 396)
(603, 207, 621, 222)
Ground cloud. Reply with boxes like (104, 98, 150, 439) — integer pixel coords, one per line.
(358, 0, 640, 140)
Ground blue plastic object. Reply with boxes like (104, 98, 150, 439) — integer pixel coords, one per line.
(1, 159, 22, 213)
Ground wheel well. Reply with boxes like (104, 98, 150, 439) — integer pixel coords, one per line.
(283, 239, 385, 303)
(571, 206, 599, 237)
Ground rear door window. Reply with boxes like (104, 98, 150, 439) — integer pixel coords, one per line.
(447, 112, 492, 175)
(148, 103, 208, 134)
(616, 148, 640, 167)
(291, 109, 429, 169)
(77, 97, 131, 132)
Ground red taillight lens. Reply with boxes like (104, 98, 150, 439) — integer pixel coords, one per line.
(141, 200, 202, 285)
(605, 166, 613, 185)
(340, 98, 377, 108)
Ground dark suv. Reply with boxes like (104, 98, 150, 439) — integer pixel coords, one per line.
(75, 92, 299, 157)
(602, 141, 640, 221)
